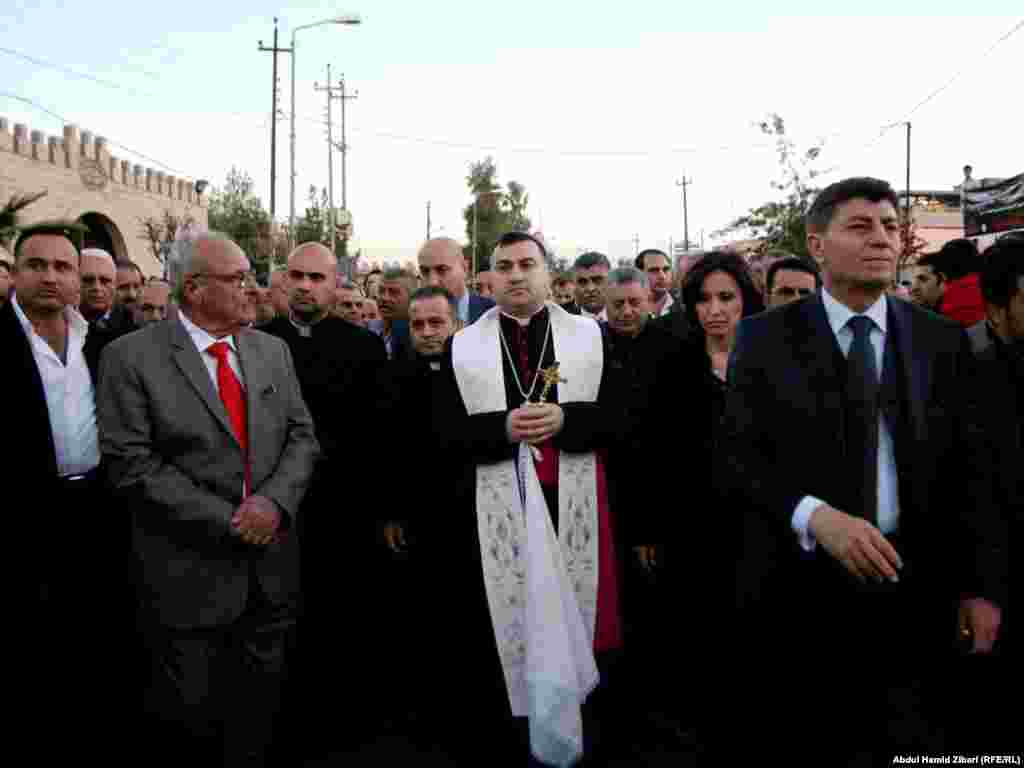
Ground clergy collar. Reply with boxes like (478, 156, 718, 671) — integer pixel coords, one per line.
(499, 303, 547, 327)
(288, 310, 327, 338)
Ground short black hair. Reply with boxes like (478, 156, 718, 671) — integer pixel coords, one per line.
(573, 251, 611, 271)
(765, 257, 821, 296)
(13, 220, 87, 262)
(980, 237, 1024, 309)
(806, 177, 900, 234)
(495, 231, 548, 262)
(635, 248, 668, 270)
(921, 238, 980, 281)
(409, 285, 457, 317)
(681, 251, 765, 332)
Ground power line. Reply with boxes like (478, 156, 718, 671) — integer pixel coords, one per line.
(0, 91, 191, 176)
(858, 17, 1023, 154)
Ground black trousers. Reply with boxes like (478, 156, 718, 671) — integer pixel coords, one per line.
(142, 579, 296, 768)
(17, 469, 139, 762)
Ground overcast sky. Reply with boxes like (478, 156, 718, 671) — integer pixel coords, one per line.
(2, 1, 1021, 266)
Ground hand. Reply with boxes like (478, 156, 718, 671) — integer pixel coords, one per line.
(384, 522, 408, 554)
(808, 504, 903, 584)
(633, 545, 658, 572)
(958, 597, 1001, 654)
(232, 495, 280, 546)
(505, 404, 565, 444)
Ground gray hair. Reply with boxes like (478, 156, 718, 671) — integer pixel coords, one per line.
(607, 266, 649, 290)
(174, 231, 236, 305)
(573, 251, 611, 271)
(80, 248, 115, 268)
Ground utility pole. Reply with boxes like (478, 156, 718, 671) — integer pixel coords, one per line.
(426, 201, 432, 240)
(337, 73, 358, 212)
(676, 174, 693, 250)
(901, 121, 912, 283)
(314, 65, 339, 258)
(258, 18, 292, 220)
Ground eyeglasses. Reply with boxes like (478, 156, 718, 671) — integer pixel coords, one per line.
(194, 272, 254, 289)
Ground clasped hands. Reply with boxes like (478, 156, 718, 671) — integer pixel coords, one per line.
(232, 494, 280, 547)
(810, 504, 1001, 653)
(506, 403, 564, 445)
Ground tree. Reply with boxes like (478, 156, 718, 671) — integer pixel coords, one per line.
(898, 208, 929, 278)
(139, 209, 198, 270)
(207, 167, 273, 275)
(714, 114, 825, 258)
(462, 156, 532, 275)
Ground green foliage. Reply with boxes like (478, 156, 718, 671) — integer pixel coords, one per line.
(715, 114, 825, 258)
(139, 208, 197, 267)
(207, 167, 272, 270)
(463, 156, 532, 274)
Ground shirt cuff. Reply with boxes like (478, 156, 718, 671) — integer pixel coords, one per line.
(792, 496, 826, 552)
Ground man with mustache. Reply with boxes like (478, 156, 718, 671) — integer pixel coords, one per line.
(573, 250, 610, 321)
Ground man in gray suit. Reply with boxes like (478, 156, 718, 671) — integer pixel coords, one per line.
(98, 232, 319, 767)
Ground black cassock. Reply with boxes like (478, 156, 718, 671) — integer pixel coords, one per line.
(409, 308, 640, 764)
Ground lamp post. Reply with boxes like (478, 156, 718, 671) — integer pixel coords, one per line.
(289, 14, 362, 247)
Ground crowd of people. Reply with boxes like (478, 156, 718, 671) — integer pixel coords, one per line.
(0, 175, 1019, 767)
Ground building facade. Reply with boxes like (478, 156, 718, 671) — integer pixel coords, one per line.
(0, 116, 207, 276)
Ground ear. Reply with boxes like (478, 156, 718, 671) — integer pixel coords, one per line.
(806, 230, 826, 267)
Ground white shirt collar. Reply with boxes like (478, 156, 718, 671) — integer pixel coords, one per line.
(821, 287, 887, 337)
(178, 310, 238, 354)
(457, 290, 470, 322)
(11, 293, 89, 340)
(656, 292, 675, 317)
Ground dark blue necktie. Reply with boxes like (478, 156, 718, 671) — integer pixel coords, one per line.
(846, 316, 879, 524)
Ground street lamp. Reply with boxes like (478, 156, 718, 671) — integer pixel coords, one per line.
(289, 13, 362, 246)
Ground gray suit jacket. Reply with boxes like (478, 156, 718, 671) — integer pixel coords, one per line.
(98, 316, 319, 628)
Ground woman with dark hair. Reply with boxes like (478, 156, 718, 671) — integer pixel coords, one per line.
(681, 250, 765, 387)
(636, 251, 765, 744)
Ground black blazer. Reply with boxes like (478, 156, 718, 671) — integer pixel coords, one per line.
(716, 293, 995, 609)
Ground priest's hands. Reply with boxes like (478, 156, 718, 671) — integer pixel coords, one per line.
(384, 522, 408, 554)
(808, 504, 903, 584)
(958, 597, 1001, 654)
(233, 494, 280, 546)
(506, 404, 565, 444)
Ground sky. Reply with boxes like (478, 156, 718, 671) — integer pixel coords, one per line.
(2, 1, 1022, 266)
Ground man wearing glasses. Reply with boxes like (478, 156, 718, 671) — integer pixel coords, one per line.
(764, 255, 821, 308)
(97, 231, 319, 766)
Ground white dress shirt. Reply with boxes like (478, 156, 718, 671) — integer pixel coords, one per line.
(457, 290, 470, 325)
(178, 311, 245, 391)
(13, 294, 100, 477)
(791, 288, 902, 550)
(581, 306, 607, 322)
(655, 292, 675, 317)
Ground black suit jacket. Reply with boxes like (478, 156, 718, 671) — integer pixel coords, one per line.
(717, 294, 995, 621)
(970, 342, 1019, 627)
(467, 293, 495, 324)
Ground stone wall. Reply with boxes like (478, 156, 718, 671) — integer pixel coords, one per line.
(0, 116, 208, 277)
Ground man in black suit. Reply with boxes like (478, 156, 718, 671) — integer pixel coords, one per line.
(956, 236, 1021, 749)
(0, 221, 122, 759)
(716, 178, 1003, 764)
(417, 237, 495, 325)
(260, 242, 388, 752)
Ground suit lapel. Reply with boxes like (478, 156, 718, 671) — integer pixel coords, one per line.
(235, 329, 270, 449)
(793, 296, 846, 426)
(168, 319, 238, 445)
(886, 300, 928, 437)
(1, 302, 58, 475)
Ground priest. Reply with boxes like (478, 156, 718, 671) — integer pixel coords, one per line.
(424, 231, 633, 767)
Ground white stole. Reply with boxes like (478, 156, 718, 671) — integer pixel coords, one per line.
(452, 302, 602, 767)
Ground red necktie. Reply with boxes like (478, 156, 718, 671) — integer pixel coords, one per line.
(206, 341, 250, 496)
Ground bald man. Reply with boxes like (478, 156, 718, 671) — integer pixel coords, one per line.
(418, 237, 494, 325)
(259, 242, 388, 738)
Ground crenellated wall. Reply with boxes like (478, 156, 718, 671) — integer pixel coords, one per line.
(0, 116, 208, 276)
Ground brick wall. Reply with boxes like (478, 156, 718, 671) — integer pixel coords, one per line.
(0, 117, 208, 277)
